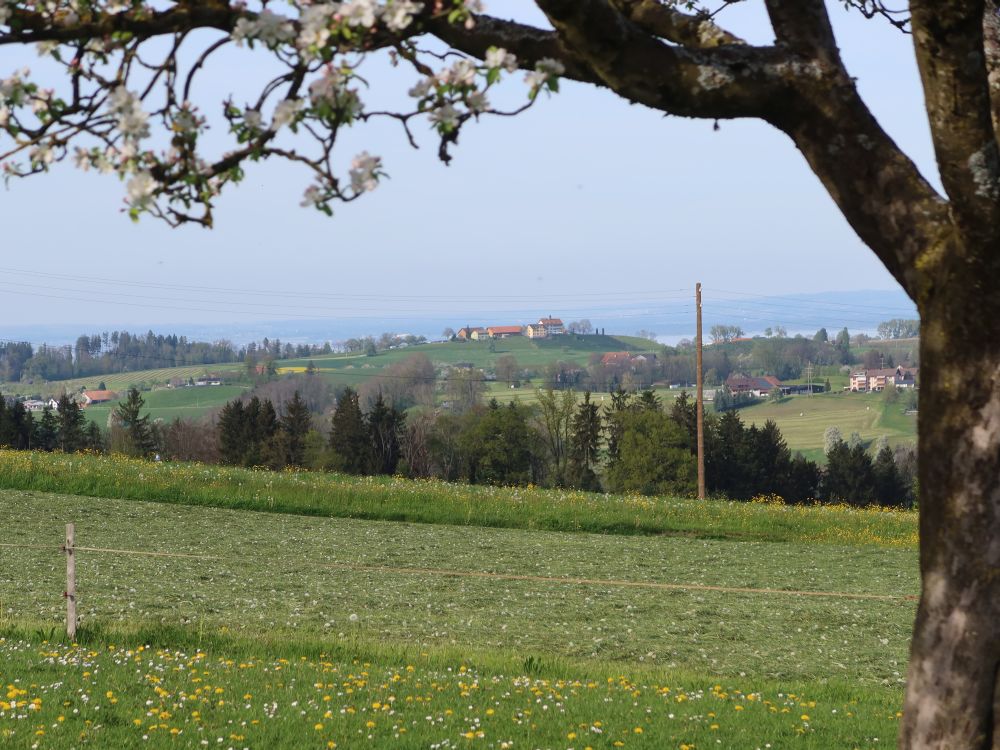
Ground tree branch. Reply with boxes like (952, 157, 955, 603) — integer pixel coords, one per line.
(911, 1, 1000, 243)
(764, 0, 842, 66)
(611, 1, 746, 48)
(1, 3, 237, 45)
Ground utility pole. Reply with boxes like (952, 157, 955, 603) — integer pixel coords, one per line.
(696, 283, 705, 500)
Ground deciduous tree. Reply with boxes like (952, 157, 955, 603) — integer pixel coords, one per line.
(4, 2, 1000, 742)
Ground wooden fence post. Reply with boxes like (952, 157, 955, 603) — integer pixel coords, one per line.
(65, 523, 76, 641)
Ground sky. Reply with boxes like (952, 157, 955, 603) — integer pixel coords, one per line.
(0, 1, 929, 340)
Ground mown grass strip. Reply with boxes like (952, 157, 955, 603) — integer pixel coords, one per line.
(0, 449, 918, 547)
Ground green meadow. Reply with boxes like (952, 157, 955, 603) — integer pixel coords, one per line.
(0, 474, 916, 748)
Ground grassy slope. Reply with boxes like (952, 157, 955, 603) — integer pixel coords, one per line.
(0, 450, 918, 547)
(0, 363, 245, 398)
(735, 392, 917, 461)
(80, 385, 248, 425)
(1, 489, 912, 747)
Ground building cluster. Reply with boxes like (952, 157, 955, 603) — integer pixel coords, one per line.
(455, 317, 565, 341)
(849, 366, 918, 392)
(19, 389, 118, 413)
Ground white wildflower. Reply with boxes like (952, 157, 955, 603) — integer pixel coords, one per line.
(272, 98, 302, 129)
(126, 171, 158, 208)
(349, 151, 381, 193)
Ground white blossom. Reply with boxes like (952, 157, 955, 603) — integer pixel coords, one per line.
(384, 0, 422, 32)
(428, 102, 459, 129)
(73, 147, 91, 171)
(126, 171, 158, 208)
(0, 106, 9, 128)
(341, 0, 378, 27)
(308, 68, 345, 107)
(463, 0, 485, 12)
(297, 4, 337, 55)
(485, 47, 517, 72)
(466, 91, 489, 112)
(0, 6, 10, 26)
(272, 98, 302, 129)
(442, 59, 477, 88)
(232, 10, 294, 47)
(525, 57, 565, 89)
(107, 86, 149, 140)
(300, 184, 324, 207)
(349, 151, 381, 193)
(407, 77, 434, 99)
(243, 108, 263, 131)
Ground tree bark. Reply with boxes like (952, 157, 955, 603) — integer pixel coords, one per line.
(899, 244, 1000, 748)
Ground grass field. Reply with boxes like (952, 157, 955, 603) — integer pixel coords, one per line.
(0, 364, 245, 399)
(80, 385, 248, 425)
(736, 392, 917, 462)
(1, 486, 915, 747)
(0, 450, 919, 546)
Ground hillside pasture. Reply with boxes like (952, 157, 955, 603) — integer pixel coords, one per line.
(0, 363, 244, 399)
(735, 392, 916, 459)
(81, 385, 249, 425)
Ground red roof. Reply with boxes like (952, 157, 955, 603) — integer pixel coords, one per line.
(601, 351, 632, 365)
(539, 317, 563, 326)
(82, 390, 117, 403)
(487, 326, 522, 334)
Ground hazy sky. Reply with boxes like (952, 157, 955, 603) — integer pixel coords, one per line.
(0, 2, 930, 334)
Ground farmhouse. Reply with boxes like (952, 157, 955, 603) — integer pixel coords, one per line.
(456, 326, 486, 340)
(538, 317, 565, 336)
(725, 373, 784, 398)
(22, 399, 47, 412)
(525, 324, 547, 339)
(486, 326, 523, 339)
(601, 351, 634, 366)
(80, 390, 118, 406)
(849, 366, 919, 392)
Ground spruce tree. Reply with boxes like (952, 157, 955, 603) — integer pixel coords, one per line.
(280, 391, 312, 467)
(328, 387, 368, 474)
(35, 406, 58, 452)
(874, 445, 908, 507)
(56, 394, 86, 453)
(217, 399, 247, 465)
(113, 387, 156, 457)
(368, 392, 404, 475)
(568, 392, 602, 490)
(0, 397, 11, 448)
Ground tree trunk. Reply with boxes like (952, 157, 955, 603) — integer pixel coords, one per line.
(900, 279, 1000, 749)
